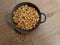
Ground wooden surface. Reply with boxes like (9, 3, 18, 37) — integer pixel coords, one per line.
(0, 0, 60, 45)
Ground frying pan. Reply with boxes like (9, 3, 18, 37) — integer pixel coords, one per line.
(5, 2, 46, 33)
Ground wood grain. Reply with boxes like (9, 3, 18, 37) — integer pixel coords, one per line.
(0, 0, 60, 45)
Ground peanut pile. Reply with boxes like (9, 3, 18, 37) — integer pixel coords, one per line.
(10, 31, 29, 43)
(13, 5, 39, 30)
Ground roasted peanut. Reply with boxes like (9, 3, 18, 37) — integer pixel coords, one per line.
(13, 5, 39, 30)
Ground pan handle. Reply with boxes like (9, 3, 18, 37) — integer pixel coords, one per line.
(40, 13, 46, 23)
(5, 13, 12, 23)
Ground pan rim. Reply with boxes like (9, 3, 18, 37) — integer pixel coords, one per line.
(11, 2, 41, 33)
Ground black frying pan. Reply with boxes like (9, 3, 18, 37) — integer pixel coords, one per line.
(5, 2, 46, 33)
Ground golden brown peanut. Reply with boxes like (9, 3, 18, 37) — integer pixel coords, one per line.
(13, 5, 39, 30)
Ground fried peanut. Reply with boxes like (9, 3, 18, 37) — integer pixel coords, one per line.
(13, 5, 39, 30)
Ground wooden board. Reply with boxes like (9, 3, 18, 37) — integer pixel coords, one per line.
(0, 0, 60, 45)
